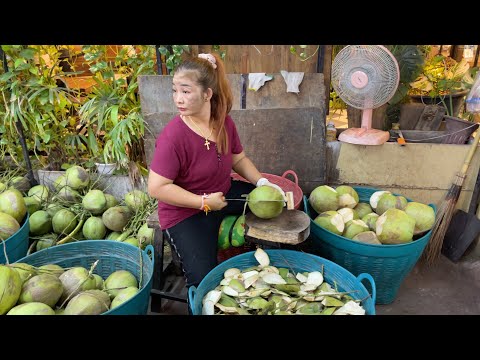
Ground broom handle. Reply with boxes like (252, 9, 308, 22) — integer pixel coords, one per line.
(460, 131, 480, 176)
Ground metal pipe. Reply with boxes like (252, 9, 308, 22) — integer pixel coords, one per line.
(0, 46, 37, 186)
(155, 45, 162, 75)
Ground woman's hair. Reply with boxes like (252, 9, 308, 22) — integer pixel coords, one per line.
(175, 53, 232, 154)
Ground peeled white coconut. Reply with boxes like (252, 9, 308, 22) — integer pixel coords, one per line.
(343, 219, 369, 239)
(354, 202, 373, 219)
(314, 211, 344, 235)
(369, 190, 391, 210)
(309, 185, 339, 214)
(376, 208, 416, 244)
(404, 202, 435, 234)
(337, 207, 358, 223)
(335, 185, 359, 209)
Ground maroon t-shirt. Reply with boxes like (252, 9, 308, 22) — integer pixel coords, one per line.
(150, 114, 243, 229)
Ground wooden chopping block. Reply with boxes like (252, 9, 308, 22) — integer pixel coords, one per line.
(245, 210, 310, 245)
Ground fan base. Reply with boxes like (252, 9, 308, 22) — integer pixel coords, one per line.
(338, 128, 390, 145)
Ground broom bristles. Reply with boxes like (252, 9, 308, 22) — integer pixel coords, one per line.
(423, 176, 465, 265)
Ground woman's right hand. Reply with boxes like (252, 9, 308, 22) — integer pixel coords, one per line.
(205, 192, 228, 211)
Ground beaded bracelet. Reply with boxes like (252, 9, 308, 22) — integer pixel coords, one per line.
(200, 193, 211, 214)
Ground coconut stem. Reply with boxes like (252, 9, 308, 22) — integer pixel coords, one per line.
(59, 259, 100, 309)
(1, 238, 9, 265)
(57, 216, 85, 245)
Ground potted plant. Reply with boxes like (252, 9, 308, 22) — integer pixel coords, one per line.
(408, 54, 476, 117)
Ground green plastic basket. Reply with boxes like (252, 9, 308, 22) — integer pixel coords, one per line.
(15, 240, 154, 315)
(189, 249, 376, 315)
(0, 212, 30, 265)
(304, 186, 436, 305)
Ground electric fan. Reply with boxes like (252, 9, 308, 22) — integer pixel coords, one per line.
(331, 45, 400, 145)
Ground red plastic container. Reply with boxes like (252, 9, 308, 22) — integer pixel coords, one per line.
(230, 170, 303, 210)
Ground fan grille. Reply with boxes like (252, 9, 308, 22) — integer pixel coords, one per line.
(331, 45, 399, 109)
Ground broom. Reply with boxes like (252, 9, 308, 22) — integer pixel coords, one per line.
(424, 130, 480, 264)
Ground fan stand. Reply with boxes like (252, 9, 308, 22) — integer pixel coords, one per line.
(338, 108, 390, 145)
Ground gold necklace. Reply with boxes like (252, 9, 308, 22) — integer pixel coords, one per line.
(187, 116, 214, 150)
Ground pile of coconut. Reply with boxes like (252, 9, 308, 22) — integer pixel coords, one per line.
(308, 185, 435, 245)
(0, 165, 156, 255)
(0, 261, 140, 315)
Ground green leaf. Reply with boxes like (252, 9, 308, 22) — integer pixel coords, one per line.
(14, 58, 26, 68)
(110, 105, 119, 126)
(19, 48, 36, 60)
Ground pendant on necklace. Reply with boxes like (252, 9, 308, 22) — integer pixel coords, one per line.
(204, 139, 211, 150)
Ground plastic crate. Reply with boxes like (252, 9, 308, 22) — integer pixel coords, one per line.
(15, 240, 154, 315)
(189, 249, 376, 315)
(0, 212, 30, 264)
(304, 187, 436, 304)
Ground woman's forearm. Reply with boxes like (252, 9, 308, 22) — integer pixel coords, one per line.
(150, 183, 202, 209)
(233, 156, 263, 186)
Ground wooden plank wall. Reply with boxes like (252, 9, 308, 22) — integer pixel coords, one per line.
(191, 45, 320, 73)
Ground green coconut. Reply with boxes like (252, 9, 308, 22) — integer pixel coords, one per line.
(354, 203, 373, 219)
(124, 190, 149, 211)
(337, 207, 358, 223)
(137, 223, 154, 249)
(0, 212, 20, 241)
(397, 196, 408, 210)
(82, 189, 107, 215)
(7, 302, 55, 315)
(23, 196, 41, 215)
(53, 175, 68, 191)
(102, 206, 132, 232)
(29, 210, 52, 236)
(362, 212, 380, 232)
(52, 209, 78, 235)
(18, 273, 63, 308)
(369, 190, 392, 210)
(10, 263, 37, 283)
(64, 290, 110, 315)
(123, 237, 140, 247)
(376, 208, 416, 245)
(46, 203, 64, 218)
(9, 176, 31, 193)
(0, 182, 6, 192)
(0, 265, 22, 315)
(309, 185, 339, 213)
(352, 231, 382, 245)
(404, 202, 435, 234)
(104, 270, 138, 299)
(28, 185, 49, 203)
(65, 165, 90, 190)
(37, 264, 64, 278)
(247, 186, 284, 219)
(84, 289, 111, 308)
(93, 274, 104, 290)
(58, 267, 97, 303)
(110, 286, 139, 309)
(55, 186, 81, 202)
(104, 194, 119, 210)
(0, 188, 27, 224)
(313, 210, 344, 235)
(106, 231, 122, 241)
(82, 216, 107, 240)
(376, 193, 408, 215)
(343, 219, 369, 239)
(335, 185, 359, 208)
(35, 234, 57, 252)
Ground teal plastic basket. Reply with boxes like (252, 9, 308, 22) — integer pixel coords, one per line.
(15, 240, 154, 315)
(304, 187, 436, 304)
(0, 212, 30, 264)
(188, 249, 376, 315)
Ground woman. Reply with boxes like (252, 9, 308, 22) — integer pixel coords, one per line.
(147, 53, 285, 289)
